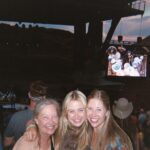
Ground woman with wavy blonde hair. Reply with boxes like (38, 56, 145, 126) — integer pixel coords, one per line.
(55, 90, 89, 150)
(87, 89, 133, 150)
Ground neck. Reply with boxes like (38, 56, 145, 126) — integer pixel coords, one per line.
(92, 123, 105, 149)
(29, 100, 36, 110)
(93, 121, 105, 133)
(91, 131, 98, 150)
(39, 134, 51, 150)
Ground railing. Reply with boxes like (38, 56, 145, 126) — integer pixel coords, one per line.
(110, 40, 136, 45)
(130, 0, 146, 12)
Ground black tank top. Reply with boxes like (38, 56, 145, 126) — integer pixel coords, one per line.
(51, 137, 54, 150)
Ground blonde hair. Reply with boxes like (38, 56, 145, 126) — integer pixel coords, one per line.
(55, 90, 89, 150)
(87, 89, 133, 150)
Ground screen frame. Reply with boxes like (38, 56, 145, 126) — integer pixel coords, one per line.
(105, 46, 148, 79)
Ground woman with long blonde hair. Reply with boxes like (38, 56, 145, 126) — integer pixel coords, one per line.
(87, 89, 133, 150)
(55, 90, 89, 150)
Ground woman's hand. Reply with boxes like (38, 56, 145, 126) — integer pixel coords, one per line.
(23, 124, 37, 141)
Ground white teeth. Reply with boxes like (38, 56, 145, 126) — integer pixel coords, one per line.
(90, 118, 98, 122)
(47, 126, 53, 128)
(74, 120, 81, 122)
(46, 125, 54, 129)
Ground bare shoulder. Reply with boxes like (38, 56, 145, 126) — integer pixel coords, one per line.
(13, 136, 37, 150)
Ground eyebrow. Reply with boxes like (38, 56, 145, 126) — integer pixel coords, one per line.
(67, 107, 84, 110)
(87, 106, 101, 109)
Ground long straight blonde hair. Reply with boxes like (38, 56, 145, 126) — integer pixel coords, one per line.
(87, 89, 133, 150)
(55, 90, 89, 150)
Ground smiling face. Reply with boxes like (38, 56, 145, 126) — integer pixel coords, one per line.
(67, 100, 86, 127)
(35, 104, 59, 136)
(87, 98, 107, 130)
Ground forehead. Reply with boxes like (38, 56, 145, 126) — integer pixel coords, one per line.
(67, 100, 84, 109)
(39, 104, 57, 115)
(87, 98, 104, 107)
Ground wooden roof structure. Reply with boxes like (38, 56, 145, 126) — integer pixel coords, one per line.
(0, 0, 145, 25)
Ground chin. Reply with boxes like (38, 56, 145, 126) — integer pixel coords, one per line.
(45, 128, 57, 135)
(72, 122, 84, 127)
(90, 123, 99, 128)
(46, 130, 56, 135)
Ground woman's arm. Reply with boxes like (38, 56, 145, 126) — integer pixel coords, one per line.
(23, 121, 38, 141)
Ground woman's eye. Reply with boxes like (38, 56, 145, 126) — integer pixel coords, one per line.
(42, 116, 48, 120)
(97, 108, 101, 111)
(79, 109, 84, 112)
(68, 110, 74, 114)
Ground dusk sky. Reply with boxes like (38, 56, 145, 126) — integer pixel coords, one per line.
(45, 0, 150, 42)
(111, 0, 150, 41)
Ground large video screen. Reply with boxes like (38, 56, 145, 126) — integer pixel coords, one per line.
(106, 46, 148, 77)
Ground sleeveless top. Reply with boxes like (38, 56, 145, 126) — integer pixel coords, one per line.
(51, 137, 54, 150)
